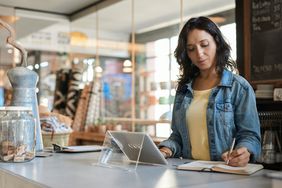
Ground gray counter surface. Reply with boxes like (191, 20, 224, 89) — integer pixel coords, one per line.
(0, 151, 281, 188)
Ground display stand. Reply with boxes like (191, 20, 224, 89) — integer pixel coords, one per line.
(95, 131, 145, 172)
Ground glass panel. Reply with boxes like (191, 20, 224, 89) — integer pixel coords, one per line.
(220, 23, 237, 60)
(145, 38, 169, 58)
(96, 131, 145, 172)
(155, 38, 170, 57)
(68, 1, 134, 122)
(140, 35, 182, 137)
(153, 56, 169, 82)
(170, 36, 178, 54)
(170, 54, 179, 83)
(145, 41, 155, 58)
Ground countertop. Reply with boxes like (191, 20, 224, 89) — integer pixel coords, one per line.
(0, 151, 281, 188)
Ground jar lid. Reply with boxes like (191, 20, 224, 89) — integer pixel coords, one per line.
(0, 106, 32, 111)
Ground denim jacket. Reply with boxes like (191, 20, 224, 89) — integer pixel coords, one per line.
(159, 69, 261, 162)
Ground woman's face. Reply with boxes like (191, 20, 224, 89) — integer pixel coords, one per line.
(186, 29, 217, 72)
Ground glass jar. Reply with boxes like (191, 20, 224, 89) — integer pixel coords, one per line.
(0, 106, 36, 162)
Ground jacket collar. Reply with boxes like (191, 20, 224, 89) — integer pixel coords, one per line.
(218, 69, 233, 87)
(184, 69, 233, 91)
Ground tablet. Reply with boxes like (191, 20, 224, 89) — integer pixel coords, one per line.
(109, 131, 168, 165)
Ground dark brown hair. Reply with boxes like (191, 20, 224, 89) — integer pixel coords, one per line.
(174, 16, 236, 90)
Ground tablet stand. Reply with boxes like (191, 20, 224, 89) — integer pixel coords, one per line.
(96, 131, 145, 172)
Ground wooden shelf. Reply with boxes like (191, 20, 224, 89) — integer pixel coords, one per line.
(69, 118, 170, 145)
(256, 99, 282, 111)
(69, 131, 104, 145)
(69, 131, 166, 145)
(139, 71, 155, 77)
(103, 117, 170, 125)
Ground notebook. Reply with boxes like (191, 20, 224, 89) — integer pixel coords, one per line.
(177, 160, 263, 175)
(109, 131, 168, 165)
(53, 144, 104, 153)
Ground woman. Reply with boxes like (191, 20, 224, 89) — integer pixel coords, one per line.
(159, 17, 261, 167)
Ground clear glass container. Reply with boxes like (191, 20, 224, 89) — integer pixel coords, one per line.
(0, 106, 36, 162)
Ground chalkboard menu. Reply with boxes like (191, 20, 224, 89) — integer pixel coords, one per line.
(251, 0, 282, 81)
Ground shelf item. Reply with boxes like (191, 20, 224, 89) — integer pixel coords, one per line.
(255, 90, 273, 99)
(273, 88, 282, 101)
(72, 84, 91, 132)
(158, 96, 175, 105)
(159, 96, 170, 104)
(150, 82, 158, 91)
(85, 78, 102, 127)
(160, 81, 169, 90)
(171, 81, 177, 90)
(65, 68, 83, 118)
(53, 69, 71, 114)
(148, 95, 158, 105)
(42, 132, 71, 148)
(257, 84, 274, 91)
(255, 84, 274, 99)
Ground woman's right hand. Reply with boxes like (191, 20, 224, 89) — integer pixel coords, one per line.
(159, 147, 172, 158)
(221, 147, 250, 167)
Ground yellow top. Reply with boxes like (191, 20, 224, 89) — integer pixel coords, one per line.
(186, 89, 212, 160)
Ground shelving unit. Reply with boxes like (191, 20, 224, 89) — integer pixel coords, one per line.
(69, 117, 170, 145)
(69, 131, 166, 146)
(255, 96, 282, 170)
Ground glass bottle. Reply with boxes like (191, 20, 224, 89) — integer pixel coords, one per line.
(0, 106, 36, 162)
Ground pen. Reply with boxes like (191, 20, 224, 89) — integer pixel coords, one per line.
(226, 138, 236, 165)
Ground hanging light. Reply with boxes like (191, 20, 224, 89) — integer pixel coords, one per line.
(130, 0, 136, 130)
(95, 65, 103, 73)
(179, 0, 183, 30)
(123, 59, 132, 67)
(73, 58, 79, 64)
(123, 67, 132, 73)
(94, 7, 103, 78)
(0, 16, 19, 24)
(70, 31, 88, 45)
(208, 16, 226, 24)
(123, 59, 132, 73)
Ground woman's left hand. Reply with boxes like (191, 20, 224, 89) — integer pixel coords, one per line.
(221, 147, 250, 167)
